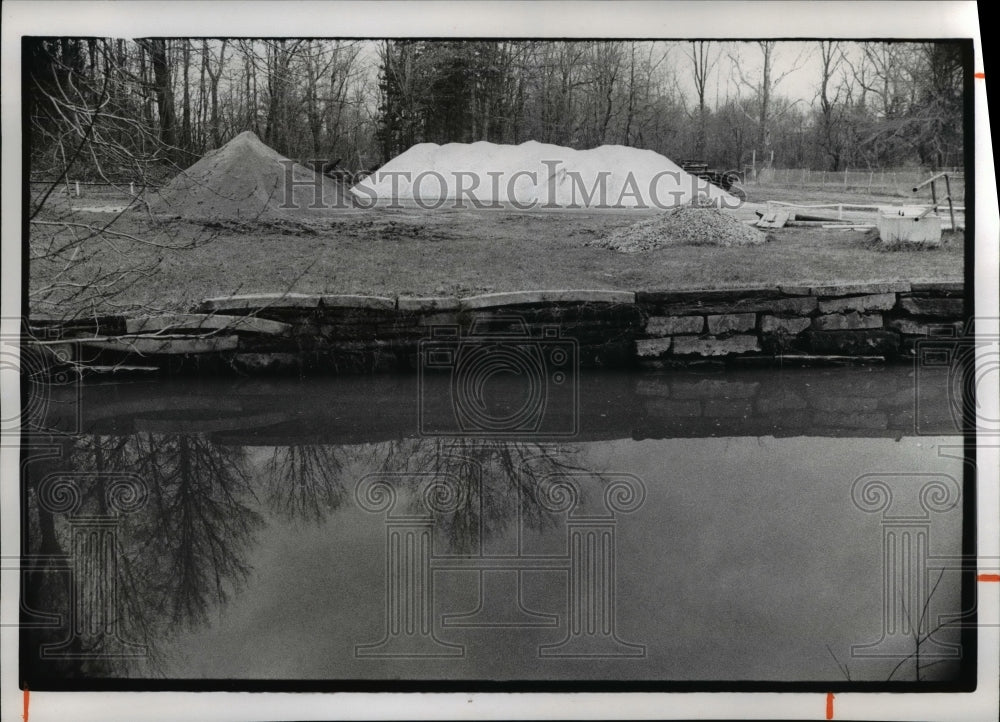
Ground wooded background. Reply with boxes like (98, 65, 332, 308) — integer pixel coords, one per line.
(25, 38, 965, 183)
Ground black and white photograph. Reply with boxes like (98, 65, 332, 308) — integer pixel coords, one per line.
(1, 1, 996, 720)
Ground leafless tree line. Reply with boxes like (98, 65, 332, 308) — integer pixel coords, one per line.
(27, 38, 964, 181)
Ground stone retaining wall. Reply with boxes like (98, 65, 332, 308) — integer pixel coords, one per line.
(634, 280, 964, 364)
(28, 281, 966, 374)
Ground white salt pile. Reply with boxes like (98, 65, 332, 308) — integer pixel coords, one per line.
(148, 131, 349, 220)
(351, 140, 734, 209)
(591, 206, 766, 252)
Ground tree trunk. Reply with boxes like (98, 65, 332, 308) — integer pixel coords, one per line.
(205, 40, 228, 148)
(147, 39, 177, 160)
(181, 40, 191, 152)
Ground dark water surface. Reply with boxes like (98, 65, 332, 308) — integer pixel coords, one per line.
(21, 364, 969, 687)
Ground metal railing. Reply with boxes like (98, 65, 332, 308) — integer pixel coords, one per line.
(913, 172, 959, 230)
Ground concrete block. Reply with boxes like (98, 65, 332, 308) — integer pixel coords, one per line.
(808, 330, 899, 355)
(635, 337, 672, 358)
(761, 316, 812, 334)
(817, 293, 897, 314)
(707, 313, 756, 334)
(898, 296, 965, 317)
(888, 318, 963, 336)
(646, 315, 704, 336)
(812, 312, 883, 331)
(672, 335, 761, 356)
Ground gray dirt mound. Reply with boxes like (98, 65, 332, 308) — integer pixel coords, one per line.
(146, 131, 351, 220)
(591, 206, 766, 252)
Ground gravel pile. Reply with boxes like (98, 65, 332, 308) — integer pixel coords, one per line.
(590, 206, 766, 253)
(148, 131, 350, 221)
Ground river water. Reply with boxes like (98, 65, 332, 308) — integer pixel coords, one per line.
(20, 363, 970, 687)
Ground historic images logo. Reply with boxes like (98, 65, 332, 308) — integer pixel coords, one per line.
(354, 468, 646, 659)
(280, 159, 746, 211)
(418, 317, 579, 437)
(849, 472, 963, 674)
(13, 472, 149, 661)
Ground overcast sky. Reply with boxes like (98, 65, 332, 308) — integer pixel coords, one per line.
(344, 39, 866, 113)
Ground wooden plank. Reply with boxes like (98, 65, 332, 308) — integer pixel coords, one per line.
(792, 212, 846, 222)
(754, 210, 789, 228)
(126, 313, 291, 335)
(81, 334, 239, 355)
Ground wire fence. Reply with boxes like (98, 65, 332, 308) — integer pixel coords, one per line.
(30, 167, 968, 205)
(748, 167, 966, 202)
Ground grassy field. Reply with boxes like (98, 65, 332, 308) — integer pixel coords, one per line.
(28, 191, 965, 319)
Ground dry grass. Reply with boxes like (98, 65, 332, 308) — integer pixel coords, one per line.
(28, 202, 965, 319)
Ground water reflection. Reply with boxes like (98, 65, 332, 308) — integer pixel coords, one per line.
(20, 366, 968, 686)
(264, 445, 347, 523)
(23, 429, 604, 678)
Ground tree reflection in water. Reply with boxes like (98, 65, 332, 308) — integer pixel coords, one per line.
(263, 445, 347, 523)
(365, 437, 599, 553)
(24, 429, 602, 679)
(24, 432, 261, 679)
(124, 433, 261, 628)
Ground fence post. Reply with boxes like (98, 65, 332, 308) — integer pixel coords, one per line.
(75, 180, 80, 197)
(130, 182, 135, 196)
(944, 174, 956, 231)
(844, 168, 848, 188)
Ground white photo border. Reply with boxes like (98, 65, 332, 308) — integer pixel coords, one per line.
(1, 2, 996, 720)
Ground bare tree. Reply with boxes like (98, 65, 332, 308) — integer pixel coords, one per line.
(729, 41, 807, 170)
(204, 39, 228, 148)
(816, 40, 846, 170)
(688, 40, 719, 157)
